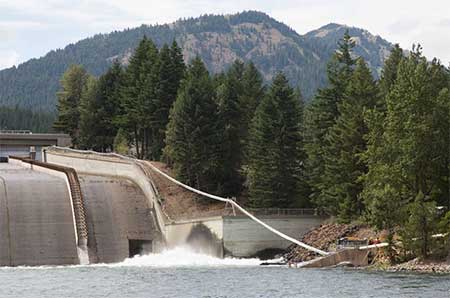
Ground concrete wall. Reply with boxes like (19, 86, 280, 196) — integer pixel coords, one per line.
(45, 148, 166, 251)
(165, 217, 224, 256)
(0, 162, 78, 266)
(79, 175, 159, 263)
(223, 215, 324, 257)
(0, 133, 71, 160)
(164, 215, 325, 258)
(302, 249, 370, 268)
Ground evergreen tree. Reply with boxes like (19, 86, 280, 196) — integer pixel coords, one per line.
(151, 42, 185, 160)
(363, 46, 450, 259)
(401, 192, 438, 259)
(240, 61, 266, 151)
(321, 59, 378, 221)
(78, 76, 99, 149)
(304, 31, 356, 209)
(0, 105, 54, 132)
(217, 60, 245, 196)
(169, 40, 186, 89)
(79, 61, 124, 151)
(120, 37, 159, 159)
(379, 44, 404, 99)
(247, 73, 305, 207)
(164, 57, 222, 194)
(53, 64, 89, 146)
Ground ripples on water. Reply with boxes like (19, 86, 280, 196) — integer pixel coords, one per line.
(0, 247, 449, 298)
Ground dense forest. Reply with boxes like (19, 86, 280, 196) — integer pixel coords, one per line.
(0, 11, 392, 114)
(54, 32, 450, 262)
(0, 106, 54, 132)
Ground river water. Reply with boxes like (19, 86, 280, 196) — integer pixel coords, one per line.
(1, 247, 449, 298)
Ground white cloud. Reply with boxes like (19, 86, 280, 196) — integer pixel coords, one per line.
(0, 50, 20, 69)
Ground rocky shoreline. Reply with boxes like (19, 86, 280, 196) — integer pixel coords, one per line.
(384, 258, 450, 274)
(284, 223, 450, 274)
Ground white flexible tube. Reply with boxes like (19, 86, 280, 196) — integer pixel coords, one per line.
(144, 161, 329, 256)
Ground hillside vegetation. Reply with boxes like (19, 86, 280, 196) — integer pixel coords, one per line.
(0, 11, 392, 113)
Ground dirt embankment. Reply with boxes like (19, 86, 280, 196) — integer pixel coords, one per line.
(147, 162, 232, 221)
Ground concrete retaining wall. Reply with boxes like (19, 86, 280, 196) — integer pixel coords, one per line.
(302, 249, 370, 268)
(164, 215, 324, 258)
(223, 216, 324, 257)
(165, 217, 224, 256)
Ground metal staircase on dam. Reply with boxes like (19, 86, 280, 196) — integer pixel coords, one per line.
(65, 169, 89, 247)
(8, 156, 90, 263)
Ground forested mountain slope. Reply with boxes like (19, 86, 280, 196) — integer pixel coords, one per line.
(0, 11, 392, 112)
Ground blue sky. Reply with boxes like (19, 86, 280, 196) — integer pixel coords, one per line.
(1, 0, 450, 70)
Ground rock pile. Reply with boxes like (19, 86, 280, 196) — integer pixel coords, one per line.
(389, 258, 450, 274)
(285, 223, 360, 262)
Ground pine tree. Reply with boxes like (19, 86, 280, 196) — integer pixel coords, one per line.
(247, 73, 304, 207)
(401, 192, 438, 259)
(79, 61, 124, 151)
(240, 61, 266, 151)
(78, 76, 99, 149)
(53, 64, 89, 146)
(120, 37, 159, 159)
(151, 42, 185, 160)
(379, 44, 404, 99)
(363, 46, 450, 259)
(321, 59, 378, 221)
(217, 60, 245, 196)
(304, 31, 356, 209)
(169, 40, 186, 89)
(164, 57, 222, 194)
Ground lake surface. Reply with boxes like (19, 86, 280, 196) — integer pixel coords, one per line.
(1, 248, 449, 298)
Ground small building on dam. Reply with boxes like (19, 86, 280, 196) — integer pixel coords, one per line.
(0, 147, 325, 266)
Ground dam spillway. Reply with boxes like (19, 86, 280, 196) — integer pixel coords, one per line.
(79, 175, 159, 263)
(0, 147, 325, 266)
(0, 162, 78, 266)
(0, 155, 165, 266)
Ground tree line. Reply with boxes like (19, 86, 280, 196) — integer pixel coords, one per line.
(305, 35, 450, 260)
(0, 105, 54, 132)
(55, 34, 450, 261)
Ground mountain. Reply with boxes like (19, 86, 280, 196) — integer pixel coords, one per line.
(0, 11, 393, 113)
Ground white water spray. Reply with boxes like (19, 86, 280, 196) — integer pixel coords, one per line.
(116, 247, 262, 267)
(0, 247, 263, 270)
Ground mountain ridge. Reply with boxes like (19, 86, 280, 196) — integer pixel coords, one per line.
(0, 11, 393, 112)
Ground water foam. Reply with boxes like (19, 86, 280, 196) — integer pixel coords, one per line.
(0, 247, 262, 270)
(114, 246, 262, 267)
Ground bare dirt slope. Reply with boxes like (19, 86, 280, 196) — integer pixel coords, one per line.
(147, 162, 231, 221)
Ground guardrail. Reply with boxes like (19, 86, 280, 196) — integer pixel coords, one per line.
(236, 208, 319, 216)
(0, 130, 32, 134)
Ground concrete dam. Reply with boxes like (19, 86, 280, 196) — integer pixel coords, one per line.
(0, 147, 325, 266)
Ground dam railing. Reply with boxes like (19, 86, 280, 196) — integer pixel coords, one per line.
(243, 208, 317, 216)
